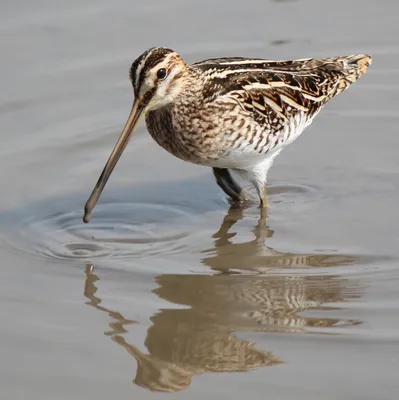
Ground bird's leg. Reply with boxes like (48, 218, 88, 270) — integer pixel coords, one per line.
(246, 162, 272, 209)
(212, 168, 244, 203)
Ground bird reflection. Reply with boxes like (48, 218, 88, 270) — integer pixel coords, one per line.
(203, 206, 358, 272)
(83, 208, 363, 392)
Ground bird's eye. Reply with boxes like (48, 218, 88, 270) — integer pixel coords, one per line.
(156, 68, 167, 80)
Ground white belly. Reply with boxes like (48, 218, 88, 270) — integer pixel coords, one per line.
(208, 147, 281, 169)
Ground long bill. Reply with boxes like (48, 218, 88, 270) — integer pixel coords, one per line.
(83, 98, 144, 223)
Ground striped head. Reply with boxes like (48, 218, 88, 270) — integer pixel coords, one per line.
(82, 47, 187, 222)
(129, 47, 187, 109)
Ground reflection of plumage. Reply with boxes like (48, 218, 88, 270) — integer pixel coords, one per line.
(122, 331, 280, 392)
(154, 274, 361, 334)
(145, 310, 281, 370)
(112, 335, 193, 393)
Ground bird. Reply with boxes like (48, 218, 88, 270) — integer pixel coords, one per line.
(83, 47, 372, 223)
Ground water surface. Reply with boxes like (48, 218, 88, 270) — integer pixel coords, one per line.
(1, 0, 399, 399)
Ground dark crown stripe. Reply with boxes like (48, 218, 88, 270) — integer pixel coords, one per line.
(130, 47, 175, 94)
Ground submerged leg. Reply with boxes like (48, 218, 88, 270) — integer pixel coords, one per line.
(212, 167, 244, 202)
(246, 166, 271, 208)
(246, 154, 279, 208)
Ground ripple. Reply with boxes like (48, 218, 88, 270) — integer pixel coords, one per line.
(270, 183, 325, 205)
(2, 201, 197, 263)
(241, 182, 323, 205)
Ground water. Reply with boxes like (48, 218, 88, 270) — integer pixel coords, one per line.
(1, 0, 399, 398)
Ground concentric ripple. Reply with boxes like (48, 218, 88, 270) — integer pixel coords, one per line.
(3, 202, 197, 263)
(238, 182, 324, 207)
(268, 183, 324, 204)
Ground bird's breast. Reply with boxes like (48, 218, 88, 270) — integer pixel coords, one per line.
(146, 104, 238, 165)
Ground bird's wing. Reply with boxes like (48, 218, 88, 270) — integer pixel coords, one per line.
(195, 54, 371, 109)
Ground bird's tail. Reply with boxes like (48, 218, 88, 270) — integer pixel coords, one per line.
(332, 54, 372, 96)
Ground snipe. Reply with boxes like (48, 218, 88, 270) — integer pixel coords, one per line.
(83, 47, 371, 222)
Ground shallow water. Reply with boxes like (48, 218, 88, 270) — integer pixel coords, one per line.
(1, 0, 399, 398)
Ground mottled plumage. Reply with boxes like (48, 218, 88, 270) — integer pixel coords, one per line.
(83, 47, 371, 222)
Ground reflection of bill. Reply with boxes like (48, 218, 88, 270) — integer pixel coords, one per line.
(83, 209, 363, 393)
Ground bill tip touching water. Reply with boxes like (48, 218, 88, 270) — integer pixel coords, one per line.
(82, 47, 372, 223)
(83, 209, 91, 224)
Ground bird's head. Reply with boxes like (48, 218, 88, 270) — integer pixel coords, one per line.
(83, 47, 188, 222)
(130, 47, 187, 109)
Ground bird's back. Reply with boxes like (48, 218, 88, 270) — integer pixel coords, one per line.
(193, 54, 372, 106)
